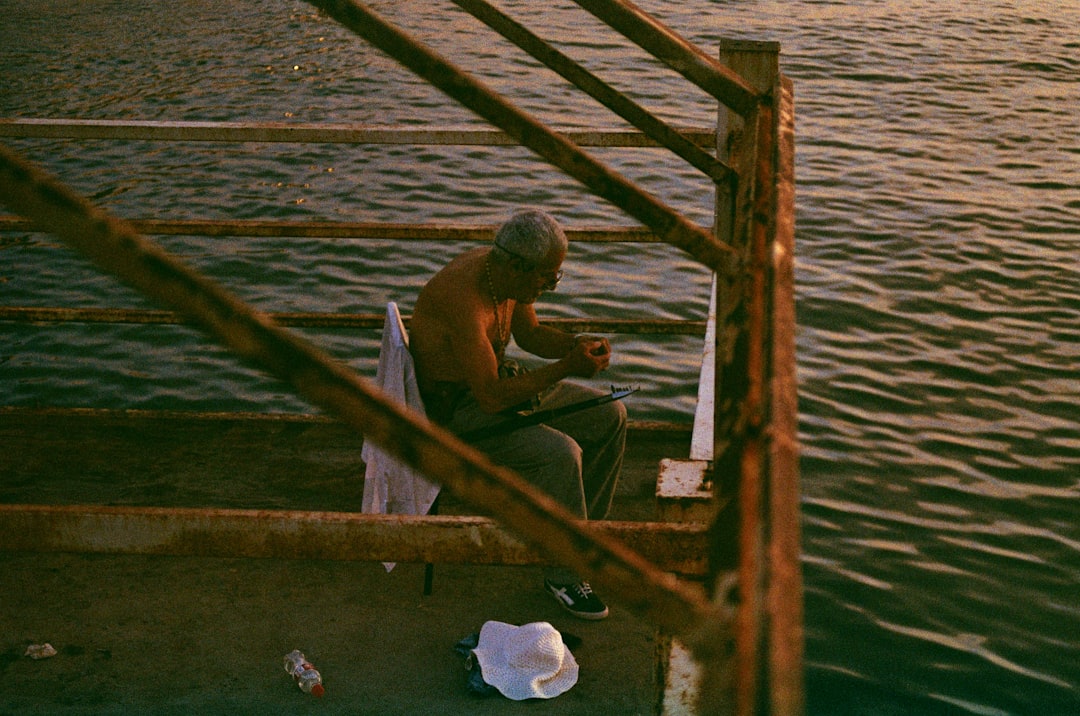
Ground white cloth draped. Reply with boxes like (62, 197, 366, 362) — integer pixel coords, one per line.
(361, 302, 440, 570)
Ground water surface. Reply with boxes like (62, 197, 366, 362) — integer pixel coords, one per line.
(1, 1, 1078, 713)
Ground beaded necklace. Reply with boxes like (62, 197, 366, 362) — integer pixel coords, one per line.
(484, 254, 510, 354)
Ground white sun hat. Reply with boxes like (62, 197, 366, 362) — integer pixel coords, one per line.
(470, 620, 579, 701)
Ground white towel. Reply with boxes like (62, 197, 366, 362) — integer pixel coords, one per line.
(361, 302, 441, 570)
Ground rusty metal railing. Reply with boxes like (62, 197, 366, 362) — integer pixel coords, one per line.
(306, 0, 736, 273)
(1, 1, 799, 712)
(0, 119, 715, 146)
(0, 212, 709, 335)
(0, 306, 704, 335)
(0, 143, 717, 640)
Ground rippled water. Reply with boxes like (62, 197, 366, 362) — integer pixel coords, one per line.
(2, 0, 1079, 713)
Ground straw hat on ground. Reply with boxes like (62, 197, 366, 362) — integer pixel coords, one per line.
(470, 620, 579, 701)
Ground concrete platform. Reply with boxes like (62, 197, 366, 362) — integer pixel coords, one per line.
(0, 408, 693, 714)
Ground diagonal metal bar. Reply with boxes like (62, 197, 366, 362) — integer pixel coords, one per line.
(305, 0, 734, 273)
(448, 0, 733, 183)
(570, 0, 761, 117)
(0, 142, 722, 648)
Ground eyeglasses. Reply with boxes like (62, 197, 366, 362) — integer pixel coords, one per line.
(493, 241, 563, 290)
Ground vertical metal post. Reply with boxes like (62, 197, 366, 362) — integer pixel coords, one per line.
(705, 40, 783, 716)
(766, 75, 804, 716)
(657, 39, 788, 716)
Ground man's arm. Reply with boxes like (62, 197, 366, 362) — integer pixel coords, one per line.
(511, 304, 613, 365)
(511, 304, 611, 359)
(457, 303, 610, 414)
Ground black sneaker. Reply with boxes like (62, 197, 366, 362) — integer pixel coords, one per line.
(544, 579, 610, 620)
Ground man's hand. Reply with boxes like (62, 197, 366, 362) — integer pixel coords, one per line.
(565, 335, 611, 377)
(575, 333, 611, 354)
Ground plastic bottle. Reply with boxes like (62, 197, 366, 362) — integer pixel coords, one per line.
(283, 649, 325, 697)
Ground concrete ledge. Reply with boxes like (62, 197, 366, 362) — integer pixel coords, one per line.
(656, 459, 717, 524)
(0, 504, 710, 577)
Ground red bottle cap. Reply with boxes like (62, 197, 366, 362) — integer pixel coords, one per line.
(311, 683, 325, 698)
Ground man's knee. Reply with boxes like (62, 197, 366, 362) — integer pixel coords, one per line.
(603, 399, 627, 437)
(549, 431, 583, 473)
(612, 399, 627, 426)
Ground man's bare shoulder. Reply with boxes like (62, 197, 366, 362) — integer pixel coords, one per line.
(411, 248, 489, 387)
(416, 248, 485, 312)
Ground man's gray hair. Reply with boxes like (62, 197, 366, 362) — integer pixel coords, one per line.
(493, 209, 567, 266)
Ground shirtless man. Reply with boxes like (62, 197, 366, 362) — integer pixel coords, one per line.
(409, 209, 626, 620)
